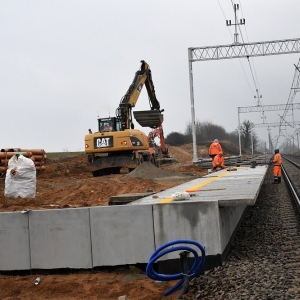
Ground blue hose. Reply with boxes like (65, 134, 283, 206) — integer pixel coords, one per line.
(146, 239, 206, 297)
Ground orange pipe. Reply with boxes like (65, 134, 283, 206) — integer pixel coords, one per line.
(20, 149, 46, 156)
(35, 166, 46, 171)
(32, 155, 45, 161)
(0, 152, 32, 159)
(0, 148, 16, 152)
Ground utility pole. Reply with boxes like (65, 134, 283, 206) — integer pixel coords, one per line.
(250, 129, 254, 157)
(226, 3, 245, 44)
(267, 127, 272, 152)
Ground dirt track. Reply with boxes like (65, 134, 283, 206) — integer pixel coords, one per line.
(0, 144, 209, 300)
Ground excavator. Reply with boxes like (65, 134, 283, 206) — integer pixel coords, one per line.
(85, 60, 165, 176)
(147, 125, 174, 166)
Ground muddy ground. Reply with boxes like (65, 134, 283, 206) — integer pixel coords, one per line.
(0, 144, 212, 300)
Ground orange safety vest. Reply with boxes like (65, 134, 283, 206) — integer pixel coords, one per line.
(273, 153, 282, 166)
(209, 142, 223, 156)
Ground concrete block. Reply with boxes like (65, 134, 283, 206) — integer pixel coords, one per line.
(219, 205, 246, 252)
(0, 212, 30, 270)
(90, 205, 155, 266)
(153, 201, 220, 258)
(29, 208, 92, 269)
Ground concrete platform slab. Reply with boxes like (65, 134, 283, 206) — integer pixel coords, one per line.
(130, 166, 268, 207)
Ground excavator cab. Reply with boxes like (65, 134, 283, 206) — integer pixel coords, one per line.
(98, 117, 121, 133)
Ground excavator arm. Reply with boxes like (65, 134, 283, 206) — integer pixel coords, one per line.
(116, 60, 163, 130)
(148, 125, 169, 157)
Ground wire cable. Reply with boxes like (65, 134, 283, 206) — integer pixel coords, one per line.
(146, 239, 206, 297)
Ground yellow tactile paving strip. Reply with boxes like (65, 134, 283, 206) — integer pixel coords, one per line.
(157, 170, 232, 204)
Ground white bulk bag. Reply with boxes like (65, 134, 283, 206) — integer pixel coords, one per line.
(4, 154, 36, 199)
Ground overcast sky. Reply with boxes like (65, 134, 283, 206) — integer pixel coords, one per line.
(1, 0, 300, 152)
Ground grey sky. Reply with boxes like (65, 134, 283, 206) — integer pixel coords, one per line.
(1, 1, 299, 152)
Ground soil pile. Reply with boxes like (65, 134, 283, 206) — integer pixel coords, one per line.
(126, 162, 192, 180)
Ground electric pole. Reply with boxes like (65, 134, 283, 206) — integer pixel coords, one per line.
(226, 3, 245, 44)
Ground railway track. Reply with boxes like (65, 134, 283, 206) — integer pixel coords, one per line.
(183, 158, 300, 300)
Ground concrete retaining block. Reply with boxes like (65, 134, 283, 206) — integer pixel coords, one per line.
(90, 205, 155, 266)
(29, 208, 92, 269)
(152, 201, 221, 259)
(0, 212, 31, 270)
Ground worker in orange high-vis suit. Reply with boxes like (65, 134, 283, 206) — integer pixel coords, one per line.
(208, 139, 223, 169)
(219, 152, 226, 169)
(273, 148, 282, 183)
(212, 154, 221, 171)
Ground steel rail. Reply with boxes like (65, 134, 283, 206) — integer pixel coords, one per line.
(282, 158, 300, 212)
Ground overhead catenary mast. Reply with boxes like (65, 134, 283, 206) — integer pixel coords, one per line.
(226, 3, 245, 45)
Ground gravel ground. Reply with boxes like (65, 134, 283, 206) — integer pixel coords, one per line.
(182, 165, 300, 300)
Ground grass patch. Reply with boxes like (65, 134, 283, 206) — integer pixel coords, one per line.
(46, 151, 85, 159)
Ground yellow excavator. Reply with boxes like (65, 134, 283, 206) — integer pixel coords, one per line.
(85, 60, 164, 176)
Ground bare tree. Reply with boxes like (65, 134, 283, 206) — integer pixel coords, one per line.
(183, 120, 227, 143)
(239, 120, 257, 151)
(165, 132, 187, 146)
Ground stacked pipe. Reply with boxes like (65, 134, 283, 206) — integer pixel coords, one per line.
(0, 148, 46, 175)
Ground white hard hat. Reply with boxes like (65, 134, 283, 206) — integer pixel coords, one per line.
(214, 139, 218, 142)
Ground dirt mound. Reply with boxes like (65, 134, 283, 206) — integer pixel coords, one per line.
(168, 144, 209, 160)
(126, 162, 191, 180)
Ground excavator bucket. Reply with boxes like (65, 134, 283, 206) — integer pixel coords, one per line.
(133, 110, 164, 128)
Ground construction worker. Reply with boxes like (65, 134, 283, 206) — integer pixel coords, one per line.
(219, 152, 226, 169)
(209, 139, 223, 169)
(272, 148, 282, 183)
(102, 123, 112, 132)
(212, 154, 221, 171)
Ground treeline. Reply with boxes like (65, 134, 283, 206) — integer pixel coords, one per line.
(165, 120, 265, 154)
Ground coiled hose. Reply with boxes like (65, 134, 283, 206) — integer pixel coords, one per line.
(146, 239, 206, 297)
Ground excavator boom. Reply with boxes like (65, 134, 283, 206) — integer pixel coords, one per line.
(116, 60, 163, 130)
(148, 125, 175, 165)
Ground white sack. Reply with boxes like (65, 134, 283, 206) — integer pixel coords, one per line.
(5, 155, 36, 199)
(171, 191, 190, 201)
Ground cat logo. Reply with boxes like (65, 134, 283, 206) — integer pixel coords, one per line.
(96, 137, 110, 148)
